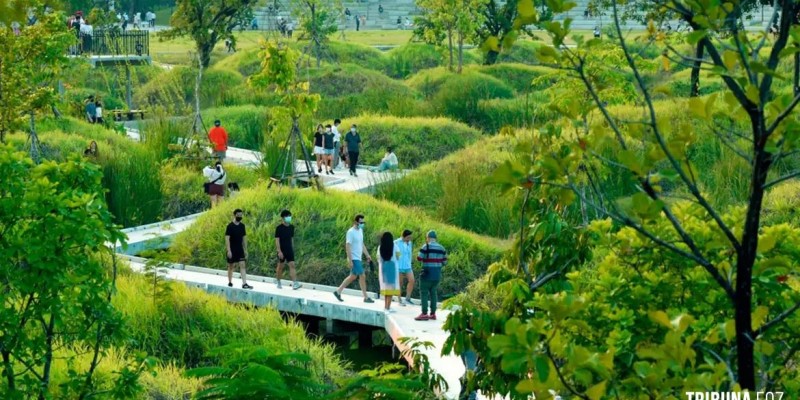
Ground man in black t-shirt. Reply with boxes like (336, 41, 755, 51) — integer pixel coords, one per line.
(275, 209, 301, 290)
(226, 209, 253, 289)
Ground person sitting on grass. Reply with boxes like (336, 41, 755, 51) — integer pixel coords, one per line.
(373, 147, 399, 172)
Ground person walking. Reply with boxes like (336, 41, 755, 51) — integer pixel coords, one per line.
(355, 14, 360, 31)
(333, 214, 374, 303)
(85, 98, 97, 123)
(313, 124, 325, 173)
(332, 118, 342, 169)
(226, 209, 253, 289)
(394, 229, 415, 306)
(414, 230, 447, 321)
(94, 101, 104, 124)
(378, 232, 401, 314)
(344, 124, 362, 177)
(324, 124, 335, 174)
(275, 209, 301, 290)
(202, 161, 226, 208)
(208, 119, 228, 161)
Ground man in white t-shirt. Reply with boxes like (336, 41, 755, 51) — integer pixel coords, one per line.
(333, 214, 374, 303)
(332, 118, 342, 169)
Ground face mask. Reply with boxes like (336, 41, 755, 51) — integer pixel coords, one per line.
(284, 216, 292, 223)
(351, 128, 356, 133)
(358, 222, 365, 229)
(235, 216, 243, 222)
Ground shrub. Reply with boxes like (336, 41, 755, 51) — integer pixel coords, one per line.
(13, 117, 162, 227)
(431, 72, 515, 125)
(325, 41, 388, 71)
(135, 67, 246, 113)
(375, 135, 519, 238)
(385, 43, 444, 79)
(496, 40, 542, 64)
(168, 188, 508, 297)
(339, 114, 481, 167)
(474, 93, 559, 133)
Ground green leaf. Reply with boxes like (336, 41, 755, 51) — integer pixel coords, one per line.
(535, 355, 550, 382)
(586, 380, 607, 400)
(648, 310, 672, 329)
(758, 233, 776, 253)
(515, 378, 536, 394)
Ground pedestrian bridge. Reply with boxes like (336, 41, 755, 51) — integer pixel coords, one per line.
(121, 254, 464, 399)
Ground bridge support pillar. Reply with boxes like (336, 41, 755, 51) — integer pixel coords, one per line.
(358, 326, 372, 348)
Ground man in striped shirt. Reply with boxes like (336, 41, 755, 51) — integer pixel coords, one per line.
(414, 230, 447, 321)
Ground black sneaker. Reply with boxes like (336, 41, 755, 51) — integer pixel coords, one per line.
(318, 167, 322, 173)
(364, 298, 374, 303)
(242, 283, 253, 290)
(333, 291, 343, 302)
(228, 282, 233, 287)
(330, 170, 335, 175)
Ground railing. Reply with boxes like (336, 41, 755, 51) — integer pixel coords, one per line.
(73, 29, 150, 57)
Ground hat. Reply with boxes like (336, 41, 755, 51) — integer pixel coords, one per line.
(427, 230, 437, 239)
(214, 120, 221, 126)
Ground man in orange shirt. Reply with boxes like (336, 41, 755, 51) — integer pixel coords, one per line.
(208, 119, 228, 161)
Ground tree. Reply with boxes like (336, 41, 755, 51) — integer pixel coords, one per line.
(0, 3, 73, 143)
(160, 0, 257, 68)
(416, 0, 486, 72)
(449, 0, 800, 396)
(291, 0, 340, 68)
(0, 145, 146, 398)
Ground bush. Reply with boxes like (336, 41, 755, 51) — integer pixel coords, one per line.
(135, 67, 246, 113)
(12, 118, 163, 227)
(496, 40, 542, 64)
(385, 43, 444, 79)
(474, 93, 559, 133)
(325, 41, 388, 71)
(160, 162, 262, 219)
(375, 135, 519, 238)
(339, 114, 481, 167)
(431, 72, 515, 126)
(168, 188, 508, 298)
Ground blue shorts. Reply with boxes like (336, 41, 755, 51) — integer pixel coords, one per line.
(351, 260, 364, 276)
(323, 149, 335, 155)
(399, 267, 412, 274)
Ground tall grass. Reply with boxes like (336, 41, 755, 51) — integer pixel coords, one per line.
(168, 187, 509, 297)
(161, 162, 262, 219)
(113, 269, 347, 380)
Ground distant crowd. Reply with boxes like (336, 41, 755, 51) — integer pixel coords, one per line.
(201, 118, 400, 207)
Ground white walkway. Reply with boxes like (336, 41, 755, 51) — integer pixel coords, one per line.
(123, 255, 464, 398)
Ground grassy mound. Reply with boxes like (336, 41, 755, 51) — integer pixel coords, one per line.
(161, 162, 262, 220)
(475, 93, 560, 133)
(336, 114, 481, 167)
(385, 43, 444, 79)
(9, 118, 162, 227)
(200, 105, 272, 150)
(469, 63, 551, 94)
(375, 135, 519, 238)
(168, 188, 508, 297)
(135, 67, 248, 113)
(431, 71, 515, 126)
(309, 64, 423, 119)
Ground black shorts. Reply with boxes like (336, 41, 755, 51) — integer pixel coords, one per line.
(227, 252, 245, 264)
(278, 249, 295, 263)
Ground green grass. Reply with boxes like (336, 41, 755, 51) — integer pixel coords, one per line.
(168, 187, 509, 297)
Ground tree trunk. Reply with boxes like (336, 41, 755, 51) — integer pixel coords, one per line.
(447, 28, 454, 72)
(690, 42, 704, 97)
(2, 351, 15, 392)
(735, 123, 773, 391)
(794, 51, 799, 96)
(457, 32, 464, 73)
(38, 314, 56, 400)
(198, 40, 214, 68)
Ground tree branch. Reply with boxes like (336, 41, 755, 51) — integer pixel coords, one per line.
(753, 299, 800, 338)
(762, 170, 800, 190)
(765, 92, 800, 136)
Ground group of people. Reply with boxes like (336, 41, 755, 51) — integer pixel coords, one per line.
(224, 210, 447, 320)
(84, 96, 104, 124)
(276, 17, 295, 38)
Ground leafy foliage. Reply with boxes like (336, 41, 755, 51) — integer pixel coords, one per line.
(0, 145, 141, 398)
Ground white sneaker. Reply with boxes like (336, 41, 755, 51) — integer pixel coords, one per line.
(384, 309, 391, 315)
(292, 282, 301, 290)
(389, 309, 397, 313)
(399, 299, 407, 306)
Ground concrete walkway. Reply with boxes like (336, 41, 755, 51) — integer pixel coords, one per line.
(121, 252, 464, 398)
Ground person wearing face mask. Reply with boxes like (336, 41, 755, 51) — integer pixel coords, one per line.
(226, 209, 253, 289)
(332, 119, 342, 169)
(394, 229, 415, 306)
(323, 124, 335, 175)
(274, 209, 301, 290)
(333, 214, 374, 303)
(313, 124, 325, 174)
(414, 230, 447, 321)
(202, 161, 226, 208)
(344, 124, 362, 177)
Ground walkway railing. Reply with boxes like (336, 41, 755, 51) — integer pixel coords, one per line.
(73, 29, 150, 56)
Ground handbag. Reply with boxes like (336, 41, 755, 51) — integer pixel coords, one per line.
(203, 171, 225, 194)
